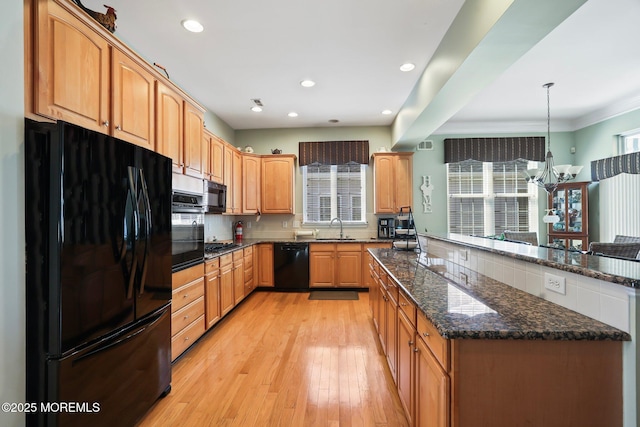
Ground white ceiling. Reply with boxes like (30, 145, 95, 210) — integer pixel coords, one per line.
(93, 0, 640, 140)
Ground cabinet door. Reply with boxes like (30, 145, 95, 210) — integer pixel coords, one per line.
(378, 284, 388, 354)
(258, 244, 274, 287)
(336, 251, 362, 287)
(35, 1, 110, 133)
(243, 155, 261, 214)
(395, 155, 413, 211)
(210, 136, 224, 184)
(112, 49, 155, 150)
(232, 150, 243, 213)
(184, 102, 204, 178)
(386, 295, 398, 382)
(203, 132, 212, 181)
(309, 252, 335, 288)
(415, 337, 450, 427)
(156, 82, 184, 173)
(223, 145, 234, 213)
(261, 156, 294, 214)
(233, 260, 244, 305)
(205, 272, 221, 329)
(220, 263, 234, 316)
(374, 155, 395, 213)
(397, 310, 416, 424)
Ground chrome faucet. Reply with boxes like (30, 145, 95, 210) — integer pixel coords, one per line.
(330, 217, 343, 239)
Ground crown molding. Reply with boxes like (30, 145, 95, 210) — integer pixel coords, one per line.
(571, 92, 640, 130)
(432, 119, 574, 135)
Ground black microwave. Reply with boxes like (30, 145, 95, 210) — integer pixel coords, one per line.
(204, 181, 227, 213)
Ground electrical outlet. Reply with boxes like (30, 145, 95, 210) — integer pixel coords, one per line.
(293, 220, 301, 228)
(459, 250, 468, 261)
(282, 221, 288, 228)
(544, 273, 566, 295)
(247, 221, 251, 229)
(459, 272, 468, 286)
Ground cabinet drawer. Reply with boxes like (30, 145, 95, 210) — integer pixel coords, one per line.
(385, 275, 399, 304)
(233, 249, 243, 262)
(171, 314, 205, 361)
(219, 253, 233, 267)
(244, 266, 254, 283)
(243, 246, 253, 256)
(244, 254, 253, 268)
(171, 296, 204, 336)
(398, 291, 416, 328)
(417, 311, 449, 371)
(172, 277, 205, 313)
(172, 263, 205, 290)
(336, 243, 362, 252)
(205, 258, 219, 275)
(310, 243, 334, 252)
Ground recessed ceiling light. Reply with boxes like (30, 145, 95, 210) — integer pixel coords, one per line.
(300, 80, 316, 88)
(399, 63, 415, 72)
(328, 119, 340, 124)
(181, 19, 204, 33)
(381, 109, 393, 115)
(250, 106, 262, 112)
(288, 112, 298, 118)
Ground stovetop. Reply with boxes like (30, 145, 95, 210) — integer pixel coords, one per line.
(205, 242, 240, 254)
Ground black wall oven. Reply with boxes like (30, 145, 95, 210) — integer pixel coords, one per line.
(171, 191, 205, 272)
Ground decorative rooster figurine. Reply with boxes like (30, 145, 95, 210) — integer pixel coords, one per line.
(73, 0, 117, 33)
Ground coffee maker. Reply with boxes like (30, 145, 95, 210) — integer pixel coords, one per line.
(378, 217, 395, 239)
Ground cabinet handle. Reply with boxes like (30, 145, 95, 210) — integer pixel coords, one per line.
(400, 302, 407, 306)
(408, 340, 414, 346)
(414, 347, 419, 353)
(422, 331, 430, 337)
(102, 120, 109, 127)
(115, 125, 121, 131)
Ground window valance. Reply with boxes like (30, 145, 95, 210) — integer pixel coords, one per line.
(591, 151, 640, 181)
(444, 137, 545, 164)
(298, 140, 369, 166)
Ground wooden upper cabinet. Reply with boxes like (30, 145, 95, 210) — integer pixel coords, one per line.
(112, 49, 155, 150)
(223, 144, 234, 213)
(34, 0, 110, 133)
(210, 136, 224, 184)
(373, 153, 414, 213)
(156, 82, 184, 173)
(184, 102, 205, 178)
(242, 154, 261, 214)
(261, 155, 296, 214)
(232, 150, 242, 213)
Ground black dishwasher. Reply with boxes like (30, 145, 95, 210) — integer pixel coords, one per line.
(273, 243, 310, 291)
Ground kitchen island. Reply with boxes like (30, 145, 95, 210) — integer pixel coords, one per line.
(368, 242, 629, 427)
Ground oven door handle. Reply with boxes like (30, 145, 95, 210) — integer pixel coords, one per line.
(172, 205, 205, 214)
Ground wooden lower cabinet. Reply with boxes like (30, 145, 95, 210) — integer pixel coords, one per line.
(369, 258, 623, 427)
(415, 335, 449, 427)
(243, 246, 255, 296)
(205, 258, 221, 329)
(257, 243, 274, 287)
(310, 243, 364, 288)
(219, 253, 234, 316)
(233, 249, 245, 305)
(171, 263, 205, 361)
(397, 304, 416, 425)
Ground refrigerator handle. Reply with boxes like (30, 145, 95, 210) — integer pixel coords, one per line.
(137, 169, 152, 296)
(125, 167, 140, 299)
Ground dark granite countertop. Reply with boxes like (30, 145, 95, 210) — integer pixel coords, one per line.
(369, 248, 630, 341)
(425, 233, 640, 288)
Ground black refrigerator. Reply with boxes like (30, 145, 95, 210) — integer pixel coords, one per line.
(25, 119, 172, 427)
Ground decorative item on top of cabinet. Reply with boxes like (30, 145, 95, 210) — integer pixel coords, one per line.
(547, 181, 590, 250)
(261, 155, 296, 214)
(72, 0, 117, 33)
(372, 152, 413, 213)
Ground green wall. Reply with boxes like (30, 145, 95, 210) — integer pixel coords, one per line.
(0, 1, 25, 426)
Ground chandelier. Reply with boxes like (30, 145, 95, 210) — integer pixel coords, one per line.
(523, 82, 583, 194)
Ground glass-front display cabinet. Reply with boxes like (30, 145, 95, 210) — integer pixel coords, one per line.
(547, 181, 590, 250)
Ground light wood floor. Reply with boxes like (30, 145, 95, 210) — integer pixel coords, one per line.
(137, 291, 408, 427)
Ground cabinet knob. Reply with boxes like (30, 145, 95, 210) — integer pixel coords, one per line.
(184, 315, 189, 320)
(422, 331, 430, 337)
(183, 294, 188, 298)
(414, 347, 419, 353)
(115, 125, 121, 131)
(103, 120, 109, 127)
(184, 336, 190, 341)
(408, 340, 414, 346)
